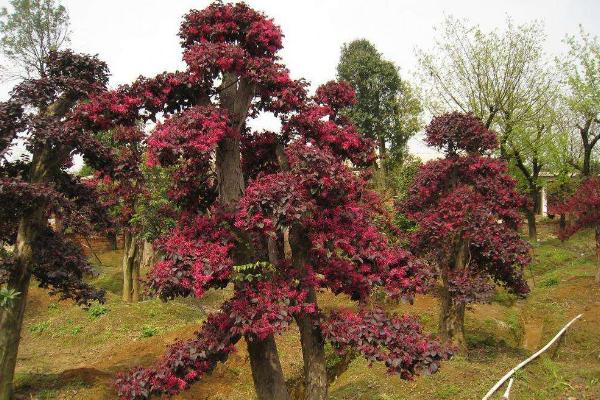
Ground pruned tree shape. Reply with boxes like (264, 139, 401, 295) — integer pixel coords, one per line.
(401, 112, 531, 349)
(71, 2, 450, 399)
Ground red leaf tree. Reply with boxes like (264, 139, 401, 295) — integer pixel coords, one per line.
(0, 50, 116, 399)
(401, 112, 531, 349)
(551, 177, 600, 283)
(75, 3, 449, 399)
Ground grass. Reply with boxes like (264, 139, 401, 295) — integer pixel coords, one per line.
(13, 221, 600, 399)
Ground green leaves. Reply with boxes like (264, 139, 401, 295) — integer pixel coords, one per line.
(337, 39, 421, 164)
(231, 261, 275, 283)
(0, 286, 20, 308)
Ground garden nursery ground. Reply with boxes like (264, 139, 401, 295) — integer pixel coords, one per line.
(13, 221, 600, 400)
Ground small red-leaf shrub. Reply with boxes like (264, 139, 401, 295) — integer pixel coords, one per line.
(551, 176, 600, 240)
(402, 112, 530, 306)
(425, 112, 497, 155)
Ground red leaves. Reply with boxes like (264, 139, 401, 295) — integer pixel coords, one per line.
(322, 309, 451, 379)
(147, 105, 230, 167)
(402, 112, 530, 302)
(552, 177, 600, 241)
(179, 2, 283, 58)
(425, 112, 498, 155)
(236, 171, 312, 235)
(146, 214, 235, 300)
(314, 80, 356, 111)
(284, 82, 375, 166)
(115, 310, 239, 399)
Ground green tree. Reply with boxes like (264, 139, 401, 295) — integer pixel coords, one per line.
(418, 17, 557, 240)
(337, 39, 421, 177)
(558, 26, 600, 177)
(0, 0, 70, 78)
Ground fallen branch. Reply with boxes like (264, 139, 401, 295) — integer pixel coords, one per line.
(482, 313, 583, 400)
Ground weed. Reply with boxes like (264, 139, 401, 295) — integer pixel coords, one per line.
(505, 310, 524, 343)
(0, 287, 21, 308)
(141, 325, 159, 338)
(540, 276, 559, 287)
(29, 321, 50, 334)
(88, 304, 109, 318)
(70, 325, 83, 335)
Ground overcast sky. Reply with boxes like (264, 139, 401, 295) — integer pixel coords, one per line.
(2, 0, 600, 159)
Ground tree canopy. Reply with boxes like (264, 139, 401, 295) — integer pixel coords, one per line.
(337, 39, 421, 168)
(0, 0, 70, 79)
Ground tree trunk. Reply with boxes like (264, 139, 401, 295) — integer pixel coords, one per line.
(583, 145, 592, 177)
(289, 224, 327, 400)
(107, 231, 118, 251)
(0, 234, 32, 400)
(0, 146, 56, 399)
(376, 136, 387, 190)
(246, 334, 291, 400)
(295, 290, 327, 400)
(559, 214, 566, 234)
(141, 240, 156, 269)
(216, 73, 289, 399)
(0, 270, 30, 400)
(122, 231, 142, 303)
(526, 210, 537, 242)
(439, 276, 466, 351)
(595, 225, 600, 284)
(438, 240, 468, 351)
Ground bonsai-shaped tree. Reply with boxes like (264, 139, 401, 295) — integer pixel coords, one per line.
(401, 112, 531, 349)
(552, 177, 600, 283)
(0, 50, 116, 399)
(75, 3, 449, 399)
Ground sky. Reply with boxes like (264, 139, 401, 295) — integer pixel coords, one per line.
(2, 0, 600, 160)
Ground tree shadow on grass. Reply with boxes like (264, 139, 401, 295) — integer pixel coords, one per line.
(15, 367, 112, 399)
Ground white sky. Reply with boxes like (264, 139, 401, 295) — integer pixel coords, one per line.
(2, 0, 600, 160)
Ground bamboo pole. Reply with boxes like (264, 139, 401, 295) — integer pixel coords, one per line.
(482, 314, 583, 400)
